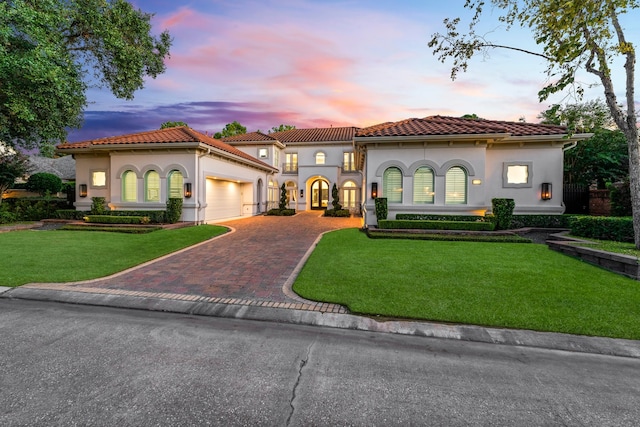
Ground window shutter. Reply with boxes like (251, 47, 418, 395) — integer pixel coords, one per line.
(446, 167, 467, 204)
(413, 167, 434, 204)
(383, 167, 402, 203)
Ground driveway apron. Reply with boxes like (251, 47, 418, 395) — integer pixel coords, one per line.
(27, 211, 361, 310)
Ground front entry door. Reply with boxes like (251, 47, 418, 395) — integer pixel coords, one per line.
(311, 179, 329, 210)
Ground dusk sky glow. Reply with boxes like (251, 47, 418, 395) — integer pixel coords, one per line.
(66, 0, 640, 142)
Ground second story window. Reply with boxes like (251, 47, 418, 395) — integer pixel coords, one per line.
(284, 153, 298, 172)
(343, 152, 355, 171)
(315, 152, 325, 165)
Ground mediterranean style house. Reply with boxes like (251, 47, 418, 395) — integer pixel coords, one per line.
(56, 115, 591, 226)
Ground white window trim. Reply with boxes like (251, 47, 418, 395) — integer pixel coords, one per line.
(503, 162, 533, 188)
(90, 169, 108, 189)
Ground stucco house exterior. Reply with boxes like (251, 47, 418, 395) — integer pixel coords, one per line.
(56, 115, 590, 225)
(354, 116, 590, 227)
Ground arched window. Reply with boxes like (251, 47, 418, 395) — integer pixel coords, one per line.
(383, 167, 402, 203)
(315, 152, 326, 165)
(413, 167, 435, 204)
(168, 170, 184, 199)
(446, 166, 467, 204)
(268, 179, 279, 210)
(145, 170, 160, 202)
(342, 181, 357, 209)
(122, 170, 137, 202)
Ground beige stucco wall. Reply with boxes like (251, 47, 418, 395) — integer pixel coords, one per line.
(362, 141, 565, 227)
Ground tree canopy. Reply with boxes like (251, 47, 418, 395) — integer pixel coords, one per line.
(214, 121, 247, 139)
(429, 0, 640, 246)
(160, 121, 189, 129)
(0, 151, 30, 204)
(0, 0, 172, 152)
(269, 124, 296, 133)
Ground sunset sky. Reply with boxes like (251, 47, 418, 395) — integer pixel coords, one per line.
(67, 0, 639, 141)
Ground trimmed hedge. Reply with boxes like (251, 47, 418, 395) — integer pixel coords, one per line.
(396, 214, 487, 222)
(84, 215, 150, 224)
(510, 215, 573, 229)
(324, 209, 351, 217)
(55, 209, 86, 220)
(266, 208, 296, 216)
(166, 198, 183, 224)
(368, 231, 530, 243)
(108, 210, 166, 223)
(60, 225, 159, 233)
(374, 197, 388, 220)
(378, 220, 495, 231)
(491, 198, 515, 230)
(569, 216, 634, 242)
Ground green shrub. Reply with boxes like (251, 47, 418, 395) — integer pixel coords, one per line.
(378, 220, 495, 231)
(6, 198, 67, 220)
(0, 210, 18, 224)
(25, 173, 62, 195)
(569, 216, 634, 242)
(166, 198, 183, 223)
(367, 231, 529, 243)
(84, 215, 149, 224)
(331, 183, 342, 210)
(610, 180, 632, 217)
(396, 213, 487, 222)
(324, 209, 351, 217)
(91, 197, 107, 215)
(108, 210, 165, 223)
(266, 208, 296, 216)
(491, 198, 515, 230)
(55, 209, 86, 220)
(279, 183, 287, 210)
(509, 215, 572, 229)
(60, 225, 159, 233)
(374, 197, 388, 221)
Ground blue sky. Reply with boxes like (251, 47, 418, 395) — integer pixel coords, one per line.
(66, 0, 639, 141)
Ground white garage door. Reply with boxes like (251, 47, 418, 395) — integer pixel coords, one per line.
(205, 178, 242, 221)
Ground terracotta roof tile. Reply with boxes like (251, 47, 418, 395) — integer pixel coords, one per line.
(356, 116, 568, 138)
(57, 127, 276, 170)
(270, 127, 359, 143)
(222, 131, 278, 142)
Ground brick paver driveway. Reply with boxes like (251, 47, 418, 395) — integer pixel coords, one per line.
(29, 211, 361, 311)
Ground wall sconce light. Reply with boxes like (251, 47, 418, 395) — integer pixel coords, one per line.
(371, 182, 378, 199)
(184, 182, 192, 198)
(472, 179, 482, 185)
(541, 182, 552, 200)
(300, 189, 304, 198)
(79, 184, 87, 198)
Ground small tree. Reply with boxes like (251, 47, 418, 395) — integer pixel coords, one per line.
(331, 183, 342, 210)
(160, 121, 188, 129)
(25, 172, 62, 196)
(270, 124, 296, 133)
(0, 150, 30, 205)
(214, 121, 247, 139)
(279, 183, 287, 210)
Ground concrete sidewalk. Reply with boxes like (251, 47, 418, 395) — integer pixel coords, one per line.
(2, 211, 640, 359)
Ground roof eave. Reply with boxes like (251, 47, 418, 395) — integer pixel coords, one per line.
(198, 143, 278, 173)
(353, 133, 510, 144)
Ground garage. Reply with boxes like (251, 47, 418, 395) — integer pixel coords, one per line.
(205, 178, 242, 221)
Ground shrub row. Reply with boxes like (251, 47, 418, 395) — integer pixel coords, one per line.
(1, 198, 71, 221)
(266, 209, 296, 216)
(324, 209, 351, 217)
(396, 213, 487, 222)
(378, 220, 495, 231)
(60, 225, 159, 233)
(509, 215, 573, 229)
(569, 216, 634, 242)
(84, 215, 150, 224)
(55, 209, 87, 220)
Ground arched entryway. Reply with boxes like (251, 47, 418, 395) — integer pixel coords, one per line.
(310, 179, 329, 210)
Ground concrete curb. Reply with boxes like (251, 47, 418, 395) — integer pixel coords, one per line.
(3, 287, 640, 359)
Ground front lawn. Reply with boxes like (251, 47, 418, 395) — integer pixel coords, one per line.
(293, 229, 640, 340)
(0, 225, 227, 287)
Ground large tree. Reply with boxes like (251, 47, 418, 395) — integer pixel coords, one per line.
(269, 124, 296, 133)
(214, 121, 247, 139)
(0, 150, 30, 205)
(429, 0, 640, 247)
(0, 0, 171, 152)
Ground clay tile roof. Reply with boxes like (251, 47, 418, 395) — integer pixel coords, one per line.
(222, 131, 278, 142)
(57, 127, 276, 170)
(269, 127, 359, 143)
(356, 116, 568, 138)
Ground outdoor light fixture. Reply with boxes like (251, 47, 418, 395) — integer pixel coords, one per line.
(300, 189, 304, 198)
(472, 179, 482, 185)
(371, 182, 378, 199)
(184, 183, 192, 198)
(541, 182, 552, 200)
(79, 184, 87, 198)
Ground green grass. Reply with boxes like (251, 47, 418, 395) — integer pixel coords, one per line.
(0, 225, 227, 287)
(571, 237, 640, 258)
(293, 229, 640, 340)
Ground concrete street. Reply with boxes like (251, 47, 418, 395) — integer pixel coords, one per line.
(2, 299, 639, 426)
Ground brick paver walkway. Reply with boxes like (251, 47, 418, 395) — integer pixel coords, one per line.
(26, 211, 362, 313)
